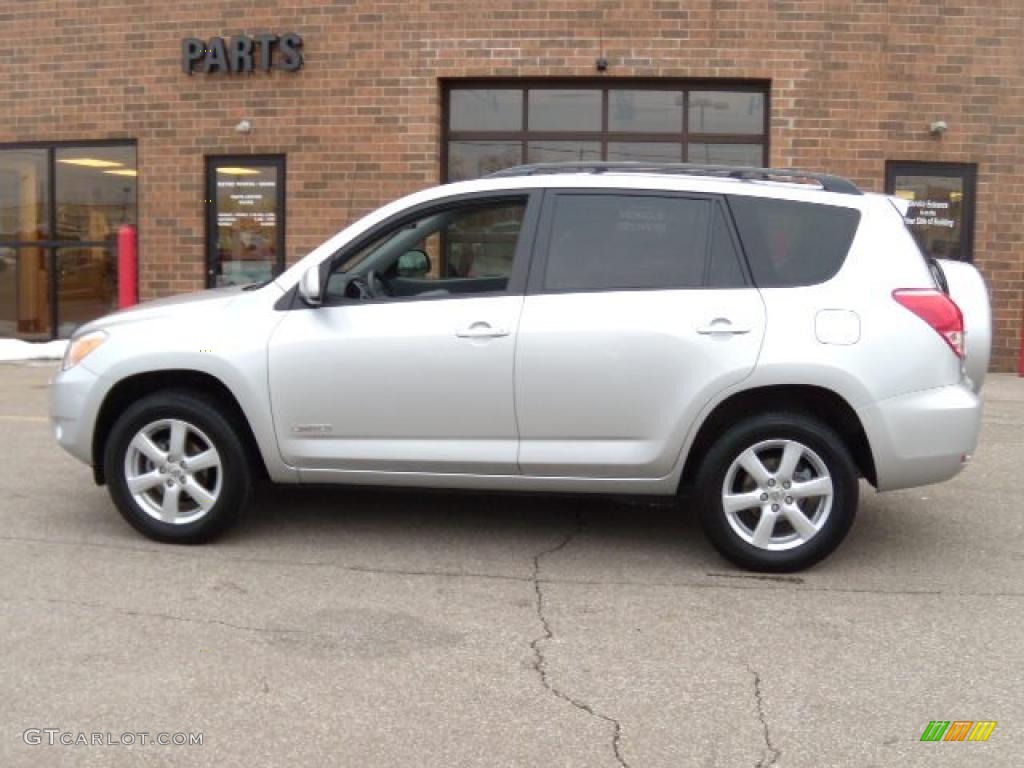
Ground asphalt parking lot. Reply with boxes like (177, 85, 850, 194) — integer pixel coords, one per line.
(1, 363, 1022, 767)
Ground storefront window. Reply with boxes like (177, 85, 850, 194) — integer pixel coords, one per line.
(444, 81, 769, 181)
(0, 149, 49, 241)
(206, 156, 285, 288)
(55, 146, 137, 242)
(0, 142, 135, 340)
(885, 161, 976, 262)
(56, 246, 117, 334)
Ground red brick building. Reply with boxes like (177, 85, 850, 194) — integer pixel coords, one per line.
(1, 0, 1021, 370)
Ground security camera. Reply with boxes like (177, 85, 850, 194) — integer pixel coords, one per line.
(929, 120, 948, 135)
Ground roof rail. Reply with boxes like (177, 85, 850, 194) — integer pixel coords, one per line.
(487, 161, 862, 195)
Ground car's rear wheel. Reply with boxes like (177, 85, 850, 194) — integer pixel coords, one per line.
(104, 390, 251, 543)
(695, 413, 858, 572)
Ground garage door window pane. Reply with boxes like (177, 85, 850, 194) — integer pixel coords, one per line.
(688, 91, 765, 134)
(688, 143, 764, 167)
(527, 141, 601, 164)
(607, 142, 682, 163)
(545, 195, 711, 291)
(0, 149, 49, 241)
(449, 89, 522, 131)
(608, 90, 682, 132)
(443, 83, 768, 181)
(448, 141, 522, 182)
(528, 90, 601, 131)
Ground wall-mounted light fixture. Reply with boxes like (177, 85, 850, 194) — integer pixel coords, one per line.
(929, 120, 948, 136)
(234, 119, 252, 134)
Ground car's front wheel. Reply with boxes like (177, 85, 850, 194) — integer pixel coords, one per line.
(104, 390, 251, 543)
(695, 413, 858, 572)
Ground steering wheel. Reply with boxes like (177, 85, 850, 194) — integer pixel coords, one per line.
(345, 270, 389, 300)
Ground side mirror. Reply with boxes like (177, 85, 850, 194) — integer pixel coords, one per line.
(397, 249, 431, 278)
(298, 264, 323, 306)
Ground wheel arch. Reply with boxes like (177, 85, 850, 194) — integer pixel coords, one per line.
(678, 384, 877, 490)
(91, 369, 270, 486)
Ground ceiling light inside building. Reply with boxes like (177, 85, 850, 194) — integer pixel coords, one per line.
(104, 169, 137, 177)
(216, 167, 261, 175)
(57, 158, 124, 168)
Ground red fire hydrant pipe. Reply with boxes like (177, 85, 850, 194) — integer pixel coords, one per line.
(117, 223, 138, 309)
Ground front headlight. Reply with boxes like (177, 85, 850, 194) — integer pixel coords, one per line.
(62, 330, 108, 371)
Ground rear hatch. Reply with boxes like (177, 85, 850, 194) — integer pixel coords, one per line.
(935, 259, 991, 391)
(887, 196, 991, 392)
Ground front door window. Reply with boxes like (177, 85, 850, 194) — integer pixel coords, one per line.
(325, 198, 529, 303)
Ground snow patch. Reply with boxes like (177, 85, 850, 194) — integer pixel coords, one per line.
(0, 339, 68, 362)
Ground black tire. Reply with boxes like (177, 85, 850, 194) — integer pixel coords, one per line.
(695, 412, 858, 572)
(104, 389, 252, 543)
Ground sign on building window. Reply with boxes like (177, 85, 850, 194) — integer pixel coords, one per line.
(205, 156, 285, 288)
(885, 161, 977, 262)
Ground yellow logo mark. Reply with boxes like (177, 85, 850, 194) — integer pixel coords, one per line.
(967, 721, 997, 742)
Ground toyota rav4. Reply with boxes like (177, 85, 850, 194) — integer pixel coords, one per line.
(50, 162, 991, 571)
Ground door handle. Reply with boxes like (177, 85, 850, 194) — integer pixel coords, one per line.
(697, 318, 751, 335)
(455, 322, 510, 339)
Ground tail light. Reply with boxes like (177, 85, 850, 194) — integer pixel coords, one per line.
(892, 288, 965, 358)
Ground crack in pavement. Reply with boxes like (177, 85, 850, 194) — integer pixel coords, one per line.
(2, 534, 1023, 599)
(529, 516, 631, 768)
(747, 665, 780, 768)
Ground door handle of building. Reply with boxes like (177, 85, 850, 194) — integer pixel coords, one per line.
(455, 322, 510, 339)
(697, 318, 751, 335)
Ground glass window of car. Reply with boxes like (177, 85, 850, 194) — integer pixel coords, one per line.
(326, 198, 528, 301)
(706, 204, 747, 288)
(727, 196, 860, 287)
(543, 194, 712, 292)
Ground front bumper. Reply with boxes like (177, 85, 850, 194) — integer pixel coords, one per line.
(858, 382, 982, 492)
(49, 363, 105, 467)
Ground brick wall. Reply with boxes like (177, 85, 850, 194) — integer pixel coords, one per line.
(1, 0, 1021, 369)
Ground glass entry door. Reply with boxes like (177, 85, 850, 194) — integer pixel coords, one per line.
(206, 156, 285, 287)
(885, 161, 976, 262)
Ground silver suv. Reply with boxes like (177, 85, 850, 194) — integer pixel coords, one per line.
(50, 163, 991, 571)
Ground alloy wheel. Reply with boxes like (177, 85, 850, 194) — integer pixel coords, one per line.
(123, 418, 223, 525)
(721, 438, 833, 551)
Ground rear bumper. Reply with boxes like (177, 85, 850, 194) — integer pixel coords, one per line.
(858, 383, 982, 492)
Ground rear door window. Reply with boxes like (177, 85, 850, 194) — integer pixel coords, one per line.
(727, 196, 860, 287)
(706, 203, 747, 288)
(542, 193, 712, 292)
